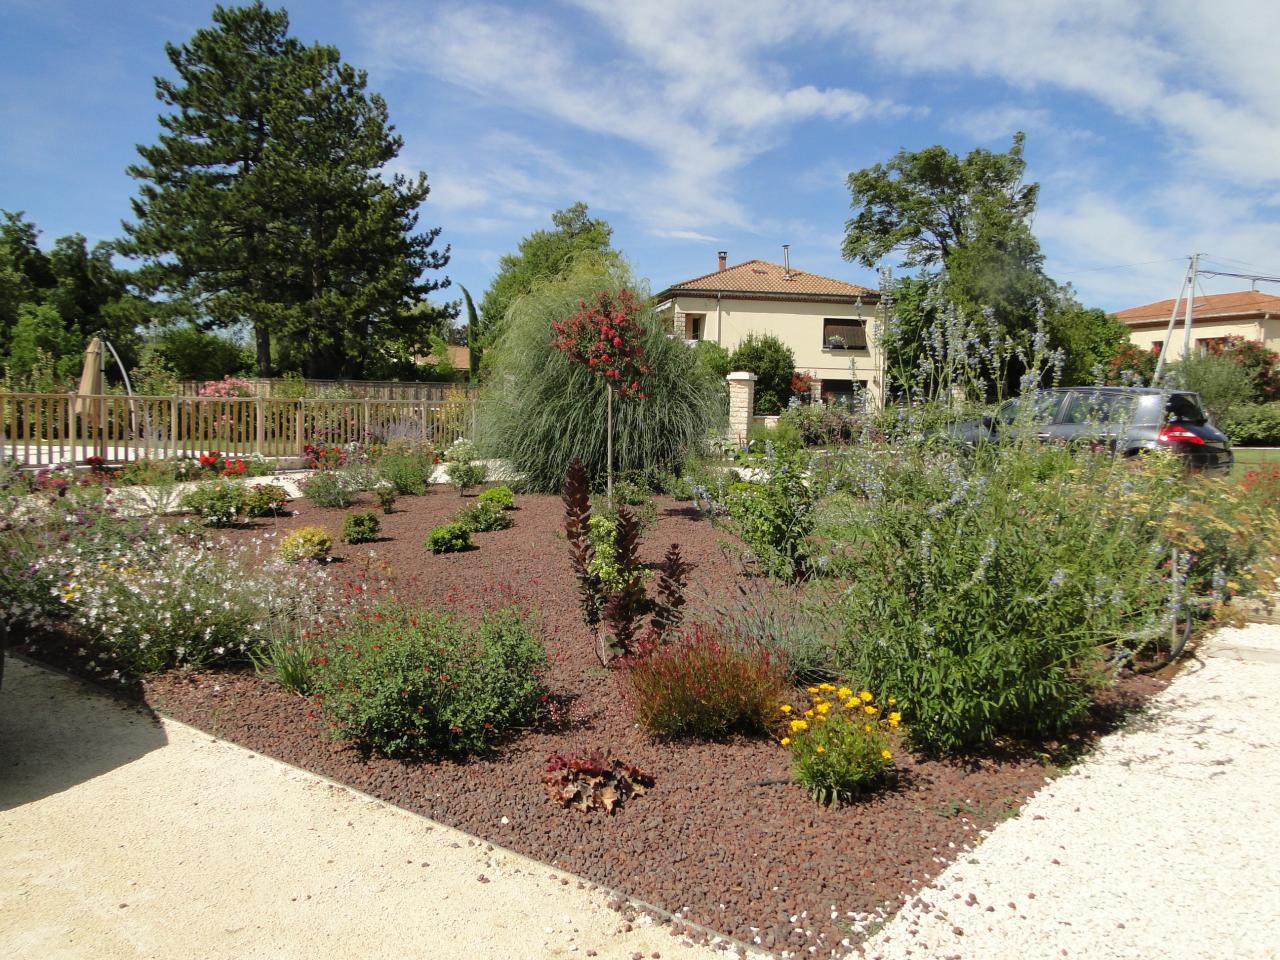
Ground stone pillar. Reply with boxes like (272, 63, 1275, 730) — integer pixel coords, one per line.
(673, 309, 686, 336)
(809, 378, 823, 405)
(726, 371, 756, 445)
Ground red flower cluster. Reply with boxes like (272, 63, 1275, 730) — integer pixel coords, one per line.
(550, 288, 650, 399)
(303, 443, 347, 470)
(197, 450, 246, 475)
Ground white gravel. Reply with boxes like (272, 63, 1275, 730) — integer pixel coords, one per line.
(861, 623, 1280, 960)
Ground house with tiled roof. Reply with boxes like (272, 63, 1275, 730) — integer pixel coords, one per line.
(1116, 290, 1280, 361)
(653, 251, 883, 409)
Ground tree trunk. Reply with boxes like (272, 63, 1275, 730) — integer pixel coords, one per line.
(254, 323, 272, 378)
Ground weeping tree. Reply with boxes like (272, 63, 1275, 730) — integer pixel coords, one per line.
(476, 262, 725, 492)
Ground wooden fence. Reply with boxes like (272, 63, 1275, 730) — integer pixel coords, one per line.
(1, 392, 475, 467)
(176, 378, 477, 402)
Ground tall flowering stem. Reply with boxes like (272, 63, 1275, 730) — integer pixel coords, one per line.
(551, 288, 650, 501)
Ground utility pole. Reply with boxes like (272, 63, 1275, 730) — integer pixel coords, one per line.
(1179, 253, 1201, 361)
(1153, 259, 1191, 384)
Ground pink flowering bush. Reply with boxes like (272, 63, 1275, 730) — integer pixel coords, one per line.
(198, 376, 256, 398)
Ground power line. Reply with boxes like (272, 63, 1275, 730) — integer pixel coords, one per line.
(1071, 256, 1185, 274)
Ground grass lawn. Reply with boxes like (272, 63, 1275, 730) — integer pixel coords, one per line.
(1232, 446, 1280, 479)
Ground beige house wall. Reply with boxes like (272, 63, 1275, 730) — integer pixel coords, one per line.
(666, 295, 884, 407)
(1126, 316, 1280, 362)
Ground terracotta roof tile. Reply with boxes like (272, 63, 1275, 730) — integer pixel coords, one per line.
(658, 259, 877, 301)
(1115, 290, 1280, 324)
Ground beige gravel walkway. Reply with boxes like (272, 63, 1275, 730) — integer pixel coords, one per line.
(860, 623, 1280, 960)
(0, 657, 733, 960)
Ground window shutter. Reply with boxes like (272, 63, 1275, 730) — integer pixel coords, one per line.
(823, 318, 866, 348)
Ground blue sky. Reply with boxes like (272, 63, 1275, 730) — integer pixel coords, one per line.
(4, 0, 1280, 318)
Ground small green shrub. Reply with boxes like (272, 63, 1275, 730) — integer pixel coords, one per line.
(446, 460, 487, 495)
(277, 526, 333, 562)
(778, 403, 863, 446)
(476, 485, 515, 511)
(180, 477, 247, 527)
(458, 500, 513, 532)
(622, 626, 789, 740)
(720, 450, 815, 580)
(302, 469, 357, 508)
(244, 483, 290, 518)
(378, 451, 434, 496)
(373, 479, 397, 514)
(426, 521, 473, 553)
(313, 605, 547, 756)
(782, 686, 899, 805)
(342, 511, 381, 544)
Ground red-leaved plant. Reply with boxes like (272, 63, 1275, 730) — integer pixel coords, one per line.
(621, 625, 789, 740)
(563, 458, 692, 666)
(542, 751, 653, 814)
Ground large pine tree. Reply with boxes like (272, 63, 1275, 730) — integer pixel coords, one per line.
(120, 2, 449, 378)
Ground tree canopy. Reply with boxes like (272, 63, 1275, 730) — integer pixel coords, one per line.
(1, 210, 146, 390)
(844, 134, 1128, 392)
(478, 202, 615, 349)
(119, 1, 450, 379)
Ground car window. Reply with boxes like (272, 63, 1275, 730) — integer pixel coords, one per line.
(1166, 393, 1208, 425)
(1059, 392, 1136, 426)
(996, 392, 1062, 424)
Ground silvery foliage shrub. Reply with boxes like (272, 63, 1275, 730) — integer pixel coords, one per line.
(824, 412, 1187, 753)
(0, 485, 352, 678)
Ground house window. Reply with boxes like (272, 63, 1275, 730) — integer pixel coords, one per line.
(823, 318, 866, 350)
(1151, 341, 1164, 356)
(685, 313, 705, 341)
(1196, 336, 1230, 354)
(820, 379, 868, 410)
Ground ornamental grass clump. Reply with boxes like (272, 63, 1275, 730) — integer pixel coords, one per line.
(622, 625, 789, 740)
(781, 685, 900, 805)
(313, 605, 547, 757)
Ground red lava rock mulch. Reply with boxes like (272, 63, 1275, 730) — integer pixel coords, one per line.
(64, 487, 1168, 956)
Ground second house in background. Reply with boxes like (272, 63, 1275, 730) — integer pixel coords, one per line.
(653, 250, 883, 409)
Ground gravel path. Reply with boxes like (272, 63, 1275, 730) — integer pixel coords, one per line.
(860, 623, 1280, 960)
(0, 656, 746, 960)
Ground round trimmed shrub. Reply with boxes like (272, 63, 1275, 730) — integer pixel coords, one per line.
(180, 477, 247, 527)
(277, 526, 333, 562)
(476, 485, 515, 511)
(342, 511, 381, 544)
(426, 521, 473, 553)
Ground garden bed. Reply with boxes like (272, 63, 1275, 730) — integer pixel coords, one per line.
(32, 486, 1168, 957)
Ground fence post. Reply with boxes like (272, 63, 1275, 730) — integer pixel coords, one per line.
(168, 396, 178, 459)
(254, 397, 265, 456)
(295, 399, 306, 460)
(361, 398, 371, 445)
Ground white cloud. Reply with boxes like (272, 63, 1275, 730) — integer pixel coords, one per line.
(359, 0, 900, 236)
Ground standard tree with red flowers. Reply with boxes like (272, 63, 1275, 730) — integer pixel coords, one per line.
(551, 289, 649, 501)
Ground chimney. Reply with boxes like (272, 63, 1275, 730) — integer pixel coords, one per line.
(782, 244, 792, 279)
(717, 250, 727, 271)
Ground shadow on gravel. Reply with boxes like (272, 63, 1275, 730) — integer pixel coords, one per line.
(0, 654, 167, 811)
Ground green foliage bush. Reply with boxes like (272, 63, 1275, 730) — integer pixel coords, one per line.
(778, 403, 863, 446)
(476, 262, 725, 492)
(341, 511, 381, 544)
(426, 521, 473, 553)
(728, 333, 795, 415)
(622, 626, 789, 740)
(720, 450, 816, 580)
(373, 479, 397, 514)
(276, 526, 333, 562)
(377, 451, 435, 496)
(302, 469, 357, 508)
(244, 483, 290, 518)
(827, 438, 1185, 752)
(446, 460, 487, 495)
(458, 501, 513, 532)
(1173, 351, 1256, 423)
(476, 485, 515, 510)
(180, 477, 246, 526)
(1218, 402, 1280, 446)
(313, 606, 547, 756)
